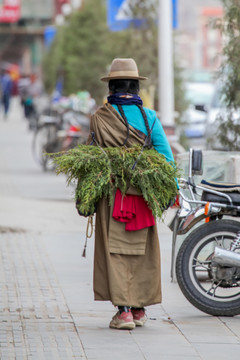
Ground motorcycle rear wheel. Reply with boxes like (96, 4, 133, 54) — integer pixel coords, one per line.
(176, 220, 240, 316)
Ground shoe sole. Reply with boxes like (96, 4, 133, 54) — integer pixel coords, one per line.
(133, 318, 147, 326)
(110, 322, 135, 330)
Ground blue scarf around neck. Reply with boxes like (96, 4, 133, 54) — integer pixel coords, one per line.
(107, 92, 143, 106)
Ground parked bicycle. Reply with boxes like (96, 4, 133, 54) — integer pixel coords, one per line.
(32, 108, 60, 171)
(32, 106, 90, 171)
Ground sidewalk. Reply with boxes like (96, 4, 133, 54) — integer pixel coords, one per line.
(0, 98, 240, 359)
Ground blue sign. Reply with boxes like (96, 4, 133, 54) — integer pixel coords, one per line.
(44, 26, 57, 47)
(107, 0, 178, 32)
(172, 0, 178, 29)
(107, 0, 133, 31)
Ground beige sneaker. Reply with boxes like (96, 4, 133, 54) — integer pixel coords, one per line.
(131, 308, 147, 326)
(109, 310, 135, 330)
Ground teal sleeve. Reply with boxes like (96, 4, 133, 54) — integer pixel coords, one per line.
(149, 114, 179, 189)
(151, 117, 174, 163)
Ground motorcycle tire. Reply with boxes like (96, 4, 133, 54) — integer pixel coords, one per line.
(176, 220, 240, 316)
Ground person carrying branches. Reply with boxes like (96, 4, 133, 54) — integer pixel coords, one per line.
(84, 58, 177, 330)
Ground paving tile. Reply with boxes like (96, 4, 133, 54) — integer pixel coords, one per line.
(194, 343, 240, 360)
(0, 233, 86, 359)
(219, 316, 240, 338)
(174, 317, 240, 344)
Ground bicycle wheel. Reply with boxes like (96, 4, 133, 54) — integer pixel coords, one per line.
(32, 124, 58, 171)
(28, 112, 38, 131)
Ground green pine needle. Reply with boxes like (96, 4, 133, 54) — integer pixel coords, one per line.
(49, 145, 179, 218)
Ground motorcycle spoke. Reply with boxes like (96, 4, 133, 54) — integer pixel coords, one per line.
(206, 280, 222, 297)
(192, 257, 211, 271)
(214, 235, 231, 249)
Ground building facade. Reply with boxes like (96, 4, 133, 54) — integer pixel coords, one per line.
(0, 0, 55, 74)
(177, 0, 223, 74)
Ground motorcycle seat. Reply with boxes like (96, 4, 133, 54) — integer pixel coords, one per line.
(201, 180, 240, 205)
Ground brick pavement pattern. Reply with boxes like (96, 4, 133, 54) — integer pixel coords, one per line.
(0, 231, 86, 360)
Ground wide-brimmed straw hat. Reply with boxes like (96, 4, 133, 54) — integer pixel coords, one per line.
(101, 58, 148, 82)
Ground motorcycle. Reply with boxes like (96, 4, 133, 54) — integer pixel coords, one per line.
(170, 148, 240, 316)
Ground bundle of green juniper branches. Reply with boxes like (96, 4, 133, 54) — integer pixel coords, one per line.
(50, 145, 179, 218)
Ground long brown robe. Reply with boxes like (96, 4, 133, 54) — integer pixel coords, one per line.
(88, 103, 161, 308)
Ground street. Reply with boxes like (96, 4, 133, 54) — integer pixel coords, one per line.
(0, 98, 240, 359)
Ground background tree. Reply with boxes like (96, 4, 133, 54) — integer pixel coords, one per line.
(43, 0, 187, 122)
(214, 0, 240, 150)
(43, 0, 113, 103)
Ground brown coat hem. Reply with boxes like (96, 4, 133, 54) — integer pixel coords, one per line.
(94, 295, 162, 308)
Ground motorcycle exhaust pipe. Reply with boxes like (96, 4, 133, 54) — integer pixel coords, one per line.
(213, 247, 240, 267)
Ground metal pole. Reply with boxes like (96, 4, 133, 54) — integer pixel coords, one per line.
(158, 0, 174, 126)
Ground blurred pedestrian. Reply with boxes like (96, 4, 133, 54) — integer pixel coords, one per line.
(0, 69, 13, 119)
(18, 74, 31, 116)
(18, 73, 42, 127)
(86, 58, 176, 330)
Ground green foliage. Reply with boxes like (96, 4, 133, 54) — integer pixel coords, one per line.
(173, 61, 189, 125)
(216, 112, 240, 151)
(42, 26, 66, 93)
(50, 145, 179, 218)
(215, 0, 240, 149)
(43, 0, 111, 103)
(42, 0, 187, 116)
